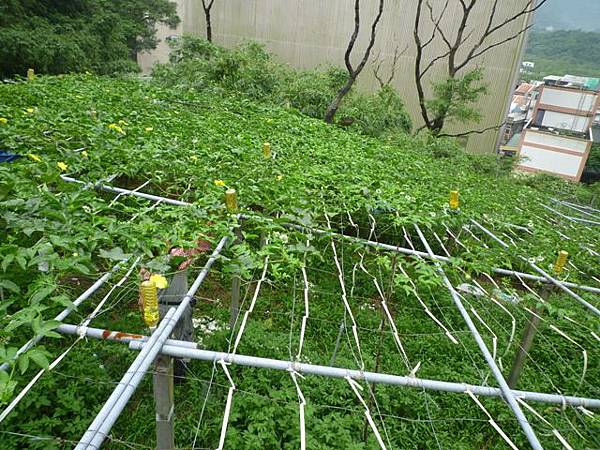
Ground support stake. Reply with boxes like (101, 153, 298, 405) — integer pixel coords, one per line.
(507, 287, 550, 389)
(153, 353, 175, 450)
(230, 223, 244, 329)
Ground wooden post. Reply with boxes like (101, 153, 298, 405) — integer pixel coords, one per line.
(507, 285, 551, 389)
(153, 353, 175, 450)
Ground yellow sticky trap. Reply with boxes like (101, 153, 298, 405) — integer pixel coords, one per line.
(262, 142, 271, 159)
(225, 188, 238, 213)
(449, 191, 459, 209)
(553, 251, 568, 275)
(27, 68, 35, 81)
(140, 280, 159, 328)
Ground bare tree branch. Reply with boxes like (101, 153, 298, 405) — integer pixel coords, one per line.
(414, 0, 432, 128)
(325, 0, 385, 123)
(437, 122, 506, 138)
(455, 24, 533, 73)
(412, 0, 547, 137)
(458, 0, 548, 72)
(372, 45, 407, 88)
(426, 1, 451, 50)
(353, 0, 385, 75)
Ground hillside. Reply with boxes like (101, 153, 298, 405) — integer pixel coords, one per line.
(0, 74, 598, 449)
(524, 29, 600, 79)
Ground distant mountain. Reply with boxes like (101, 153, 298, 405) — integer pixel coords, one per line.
(524, 30, 600, 79)
(535, 0, 600, 31)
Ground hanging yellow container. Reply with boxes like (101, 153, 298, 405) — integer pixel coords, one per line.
(262, 142, 272, 159)
(140, 280, 159, 328)
(449, 191, 459, 209)
(553, 250, 568, 275)
(225, 188, 238, 213)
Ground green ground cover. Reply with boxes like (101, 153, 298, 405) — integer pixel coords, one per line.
(0, 74, 598, 449)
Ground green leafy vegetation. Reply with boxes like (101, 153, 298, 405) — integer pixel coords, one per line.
(153, 36, 412, 138)
(425, 69, 488, 133)
(0, 66, 598, 449)
(524, 30, 600, 79)
(0, 0, 179, 77)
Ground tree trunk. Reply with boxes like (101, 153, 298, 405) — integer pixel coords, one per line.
(324, 76, 355, 124)
(430, 116, 445, 135)
(204, 10, 212, 42)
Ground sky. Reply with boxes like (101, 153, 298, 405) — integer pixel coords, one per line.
(535, 0, 600, 31)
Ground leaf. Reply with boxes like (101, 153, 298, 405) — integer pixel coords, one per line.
(0, 371, 17, 403)
(15, 256, 27, 270)
(17, 354, 29, 374)
(1, 254, 14, 272)
(0, 278, 20, 293)
(27, 349, 49, 369)
(39, 320, 61, 336)
(99, 247, 131, 261)
(51, 294, 74, 309)
(30, 285, 57, 305)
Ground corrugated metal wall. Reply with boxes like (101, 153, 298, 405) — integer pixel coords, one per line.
(139, 0, 534, 154)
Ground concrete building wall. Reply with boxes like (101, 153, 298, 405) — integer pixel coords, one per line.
(516, 129, 591, 181)
(539, 88, 597, 113)
(139, 0, 535, 154)
(542, 110, 589, 133)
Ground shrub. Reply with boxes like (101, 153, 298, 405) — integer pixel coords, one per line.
(277, 67, 346, 117)
(339, 85, 412, 137)
(156, 36, 412, 139)
(0, 0, 179, 77)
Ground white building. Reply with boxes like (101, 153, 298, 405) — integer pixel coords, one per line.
(515, 75, 600, 182)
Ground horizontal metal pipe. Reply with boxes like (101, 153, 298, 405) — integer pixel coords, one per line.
(76, 236, 229, 450)
(127, 341, 600, 410)
(278, 218, 600, 295)
(56, 324, 198, 349)
(0, 262, 123, 372)
(58, 320, 599, 409)
(56, 186, 600, 295)
(61, 175, 191, 207)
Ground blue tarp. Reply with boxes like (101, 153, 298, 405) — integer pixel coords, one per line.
(0, 151, 21, 163)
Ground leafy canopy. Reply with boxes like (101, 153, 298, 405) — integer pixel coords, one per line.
(0, 0, 179, 77)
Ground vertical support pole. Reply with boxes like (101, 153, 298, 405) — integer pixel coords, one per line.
(224, 189, 242, 330)
(153, 353, 175, 450)
(330, 321, 345, 366)
(507, 285, 551, 389)
(230, 226, 242, 330)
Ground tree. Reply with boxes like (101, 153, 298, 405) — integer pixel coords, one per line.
(372, 45, 407, 89)
(324, 0, 385, 124)
(0, 0, 179, 77)
(413, 0, 548, 137)
(201, 0, 216, 42)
